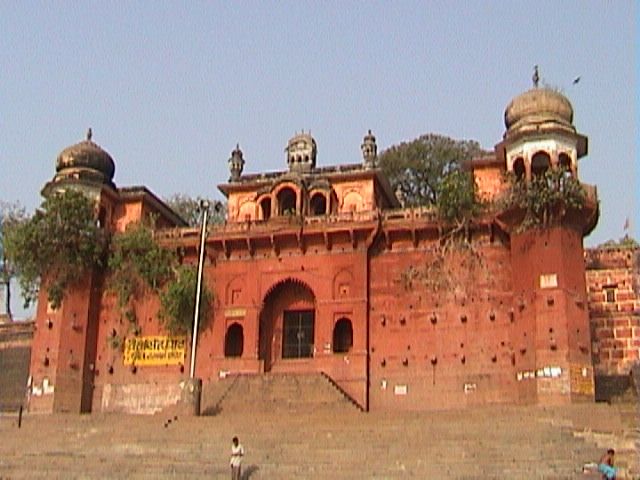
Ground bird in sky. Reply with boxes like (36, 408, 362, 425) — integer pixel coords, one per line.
(572, 76, 581, 85)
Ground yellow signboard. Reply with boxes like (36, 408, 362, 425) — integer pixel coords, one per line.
(570, 364, 595, 396)
(123, 336, 187, 366)
(225, 308, 246, 318)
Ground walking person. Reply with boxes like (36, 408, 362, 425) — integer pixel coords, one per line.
(230, 436, 244, 480)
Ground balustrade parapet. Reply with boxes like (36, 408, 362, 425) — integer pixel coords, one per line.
(155, 210, 383, 241)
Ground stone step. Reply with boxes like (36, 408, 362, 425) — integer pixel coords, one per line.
(201, 372, 358, 415)
(1, 402, 636, 479)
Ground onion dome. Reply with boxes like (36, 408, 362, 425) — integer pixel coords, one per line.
(54, 128, 115, 185)
(504, 88, 575, 139)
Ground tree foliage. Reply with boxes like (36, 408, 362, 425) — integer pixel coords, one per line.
(159, 265, 211, 335)
(597, 236, 639, 250)
(164, 194, 226, 227)
(378, 133, 487, 207)
(500, 168, 586, 231)
(436, 170, 482, 227)
(0, 201, 27, 317)
(6, 189, 213, 336)
(107, 221, 176, 312)
(107, 221, 212, 336)
(3, 191, 107, 308)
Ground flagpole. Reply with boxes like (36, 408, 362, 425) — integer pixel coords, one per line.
(189, 200, 209, 379)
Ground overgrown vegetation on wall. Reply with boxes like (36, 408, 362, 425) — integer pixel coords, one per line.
(159, 265, 212, 335)
(4, 190, 108, 309)
(400, 245, 493, 299)
(4, 190, 211, 336)
(107, 221, 176, 333)
(500, 168, 586, 232)
(435, 170, 483, 231)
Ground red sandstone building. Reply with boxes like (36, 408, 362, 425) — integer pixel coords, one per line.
(27, 85, 602, 414)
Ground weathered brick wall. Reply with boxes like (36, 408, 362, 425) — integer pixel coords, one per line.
(368, 231, 520, 410)
(585, 246, 640, 376)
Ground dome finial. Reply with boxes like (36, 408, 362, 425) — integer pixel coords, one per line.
(532, 65, 540, 88)
(87, 127, 93, 141)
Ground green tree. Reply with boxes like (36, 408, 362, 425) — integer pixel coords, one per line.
(164, 194, 226, 227)
(107, 221, 176, 315)
(378, 133, 487, 207)
(107, 221, 212, 336)
(4, 191, 107, 309)
(159, 265, 212, 335)
(597, 236, 639, 249)
(436, 170, 482, 228)
(0, 201, 27, 318)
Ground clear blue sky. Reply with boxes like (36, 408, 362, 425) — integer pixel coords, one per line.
(0, 1, 637, 316)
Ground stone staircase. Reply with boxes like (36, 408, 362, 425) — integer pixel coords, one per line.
(200, 372, 359, 415)
(1, 402, 638, 479)
(572, 402, 640, 479)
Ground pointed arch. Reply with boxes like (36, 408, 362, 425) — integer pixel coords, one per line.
(333, 317, 353, 353)
(531, 151, 551, 177)
(224, 323, 244, 357)
(259, 278, 317, 371)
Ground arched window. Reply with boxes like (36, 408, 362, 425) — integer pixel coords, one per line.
(513, 157, 525, 181)
(309, 193, 327, 216)
(531, 151, 551, 177)
(260, 197, 272, 221)
(332, 318, 353, 353)
(97, 206, 107, 228)
(277, 187, 297, 216)
(558, 153, 572, 175)
(224, 323, 244, 357)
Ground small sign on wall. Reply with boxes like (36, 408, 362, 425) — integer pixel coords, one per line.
(123, 336, 186, 366)
(539, 274, 558, 289)
(570, 364, 594, 396)
(225, 308, 246, 318)
(394, 385, 408, 395)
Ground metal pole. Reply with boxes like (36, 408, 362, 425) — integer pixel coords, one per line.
(189, 201, 209, 379)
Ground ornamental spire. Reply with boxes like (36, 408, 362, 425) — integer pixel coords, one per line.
(532, 65, 540, 88)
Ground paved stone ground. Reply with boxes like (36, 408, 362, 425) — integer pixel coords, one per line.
(0, 401, 638, 479)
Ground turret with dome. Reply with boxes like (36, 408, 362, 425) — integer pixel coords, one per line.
(496, 68, 588, 182)
(53, 129, 115, 185)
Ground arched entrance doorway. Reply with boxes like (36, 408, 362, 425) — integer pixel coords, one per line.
(258, 278, 316, 372)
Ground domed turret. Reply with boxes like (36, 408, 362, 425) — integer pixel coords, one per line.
(54, 129, 115, 186)
(286, 131, 317, 173)
(504, 87, 575, 140)
(498, 69, 588, 182)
